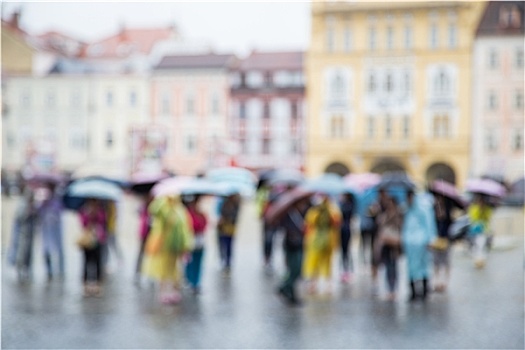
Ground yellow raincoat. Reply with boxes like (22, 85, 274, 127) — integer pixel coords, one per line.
(143, 196, 194, 284)
(303, 199, 341, 279)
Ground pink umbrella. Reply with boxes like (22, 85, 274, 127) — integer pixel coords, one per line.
(466, 178, 507, 198)
(151, 176, 193, 197)
(429, 179, 468, 209)
(344, 173, 381, 192)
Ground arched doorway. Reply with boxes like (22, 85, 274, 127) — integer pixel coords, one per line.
(324, 162, 350, 176)
(426, 162, 456, 184)
(370, 158, 405, 175)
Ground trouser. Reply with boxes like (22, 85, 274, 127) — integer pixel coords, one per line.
(381, 246, 398, 293)
(473, 234, 487, 262)
(279, 249, 303, 300)
(44, 247, 65, 278)
(83, 244, 103, 283)
(263, 224, 277, 263)
(340, 227, 353, 273)
(361, 229, 377, 266)
(16, 230, 34, 274)
(135, 236, 149, 275)
(185, 248, 205, 288)
(218, 235, 233, 268)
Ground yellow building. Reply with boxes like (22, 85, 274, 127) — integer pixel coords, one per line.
(1, 18, 33, 75)
(306, 1, 487, 188)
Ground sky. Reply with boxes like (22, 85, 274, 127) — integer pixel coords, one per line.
(2, 1, 311, 57)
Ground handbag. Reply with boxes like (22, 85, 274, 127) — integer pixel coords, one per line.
(380, 225, 400, 247)
(76, 227, 97, 249)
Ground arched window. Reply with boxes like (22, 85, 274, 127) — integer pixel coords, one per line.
(331, 72, 345, 97)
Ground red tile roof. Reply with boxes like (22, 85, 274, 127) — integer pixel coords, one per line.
(237, 51, 304, 71)
(82, 27, 175, 59)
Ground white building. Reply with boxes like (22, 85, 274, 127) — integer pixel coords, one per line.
(472, 1, 524, 182)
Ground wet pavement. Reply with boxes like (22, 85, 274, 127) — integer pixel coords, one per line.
(1, 195, 524, 349)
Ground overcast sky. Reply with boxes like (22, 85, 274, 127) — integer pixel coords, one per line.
(2, 1, 311, 57)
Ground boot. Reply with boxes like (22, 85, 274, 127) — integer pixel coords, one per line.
(409, 280, 417, 302)
(422, 278, 428, 301)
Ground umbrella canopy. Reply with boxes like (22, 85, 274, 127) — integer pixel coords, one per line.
(344, 173, 381, 192)
(257, 168, 276, 189)
(429, 179, 468, 209)
(267, 168, 304, 187)
(129, 172, 170, 194)
(465, 178, 507, 198)
(63, 178, 123, 210)
(502, 178, 524, 206)
(152, 176, 193, 197)
(377, 171, 416, 191)
(301, 173, 350, 196)
(264, 187, 314, 225)
(206, 167, 256, 197)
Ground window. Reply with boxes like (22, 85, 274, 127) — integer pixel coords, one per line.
(485, 131, 497, 152)
(70, 132, 87, 150)
(330, 115, 345, 138)
(385, 115, 392, 138)
(513, 130, 523, 151)
(264, 72, 273, 86)
(129, 90, 137, 107)
(385, 72, 393, 93)
(403, 72, 411, 93)
(516, 48, 524, 69)
(161, 92, 170, 114)
(488, 49, 498, 69)
(344, 24, 352, 52)
(186, 94, 194, 115)
(291, 100, 298, 119)
(429, 23, 439, 49)
(211, 93, 220, 114)
(448, 23, 457, 48)
(386, 26, 394, 50)
(404, 25, 413, 49)
(274, 71, 291, 87)
(367, 117, 375, 138)
(331, 72, 346, 99)
(500, 5, 522, 28)
(106, 90, 113, 107)
(515, 90, 524, 110)
(368, 73, 376, 93)
(246, 71, 264, 87)
(186, 135, 197, 154)
(106, 130, 113, 148)
(368, 26, 377, 51)
(326, 16, 335, 52)
(239, 101, 246, 119)
(262, 138, 271, 155)
(488, 91, 498, 110)
(403, 116, 410, 138)
(263, 101, 270, 119)
(435, 70, 450, 95)
(433, 115, 450, 138)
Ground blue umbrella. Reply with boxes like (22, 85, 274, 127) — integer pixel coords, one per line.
(268, 169, 304, 187)
(301, 173, 347, 196)
(63, 178, 122, 210)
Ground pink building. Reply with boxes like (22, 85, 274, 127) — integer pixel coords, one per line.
(230, 51, 305, 171)
(472, 1, 524, 183)
(151, 53, 238, 175)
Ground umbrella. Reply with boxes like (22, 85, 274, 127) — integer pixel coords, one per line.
(152, 176, 193, 197)
(465, 178, 506, 198)
(268, 169, 304, 187)
(129, 172, 170, 194)
(448, 215, 471, 241)
(429, 179, 468, 209)
(257, 168, 276, 189)
(344, 173, 381, 192)
(301, 173, 349, 196)
(264, 187, 314, 225)
(377, 171, 416, 190)
(24, 172, 65, 186)
(207, 167, 257, 185)
(63, 178, 123, 210)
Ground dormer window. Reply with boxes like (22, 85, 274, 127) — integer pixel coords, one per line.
(500, 5, 522, 28)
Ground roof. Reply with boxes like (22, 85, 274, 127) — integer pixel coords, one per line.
(476, 1, 525, 36)
(81, 27, 175, 59)
(237, 51, 304, 71)
(155, 53, 237, 70)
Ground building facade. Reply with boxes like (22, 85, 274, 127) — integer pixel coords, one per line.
(151, 53, 237, 175)
(230, 51, 306, 171)
(472, 1, 524, 183)
(306, 1, 486, 187)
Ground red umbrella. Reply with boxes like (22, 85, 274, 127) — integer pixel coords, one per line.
(264, 187, 314, 225)
(429, 179, 468, 209)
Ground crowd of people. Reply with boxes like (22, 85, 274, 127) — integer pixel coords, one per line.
(6, 174, 497, 307)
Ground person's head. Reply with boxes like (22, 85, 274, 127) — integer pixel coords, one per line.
(342, 192, 354, 203)
(407, 190, 415, 206)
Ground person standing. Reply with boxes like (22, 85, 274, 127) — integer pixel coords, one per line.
(78, 199, 108, 297)
(39, 182, 65, 281)
(303, 194, 341, 295)
(8, 190, 38, 282)
(276, 197, 309, 306)
(402, 190, 437, 302)
(217, 193, 240, 274)
(467, 194, 493, 269)
(339, 192, 355, 283)
(134, 193, 153, 285)
(375, 196, 403, 301)
(431, 193, 454, 292)
(143, 195, 194, 304)
(184, 195, 208, 294)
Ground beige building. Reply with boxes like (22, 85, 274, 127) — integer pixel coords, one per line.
(306, 1, 487, 188)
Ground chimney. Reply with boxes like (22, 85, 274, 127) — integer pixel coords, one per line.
(10, 10, 20, 29)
